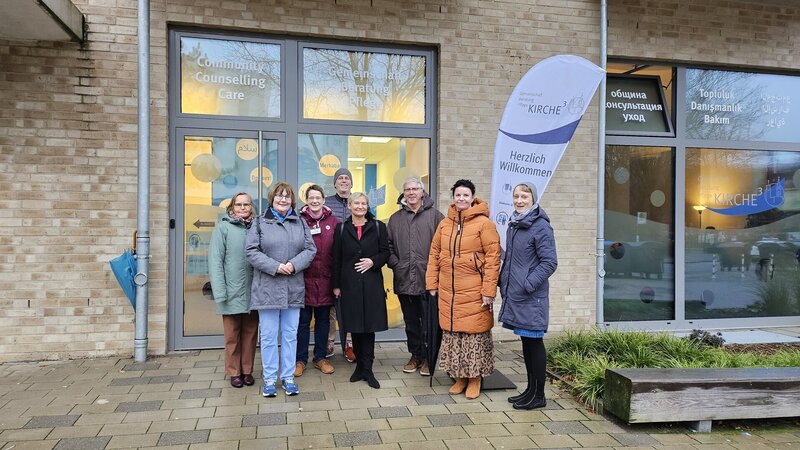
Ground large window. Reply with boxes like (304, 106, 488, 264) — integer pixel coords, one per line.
(170, 30, 436, 349)
(605, 63, 800, 327)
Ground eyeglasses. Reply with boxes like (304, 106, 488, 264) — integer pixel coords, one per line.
(234, 203, 252, 208)
(403, 187, 421, 192)
(274, 194, 291, 200)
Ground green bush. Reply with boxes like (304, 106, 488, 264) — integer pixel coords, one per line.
(547, 328, 800, 408)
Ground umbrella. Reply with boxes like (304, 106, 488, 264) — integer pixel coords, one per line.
(423, 292, 442, 386)
(110, 249, 136, 309)
(333, 296, 347, 354)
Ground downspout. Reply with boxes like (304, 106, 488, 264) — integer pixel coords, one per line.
(134, 0, 151, 362)
(595, 0, 608, 325)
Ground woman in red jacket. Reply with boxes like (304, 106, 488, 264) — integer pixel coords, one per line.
(295, 185, 339, 376)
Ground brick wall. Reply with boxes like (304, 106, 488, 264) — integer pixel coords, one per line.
(1, 0, 796, 361)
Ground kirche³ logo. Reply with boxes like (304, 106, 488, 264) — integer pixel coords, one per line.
(502, 183, 513, 194)
(495, 212, 509, 226)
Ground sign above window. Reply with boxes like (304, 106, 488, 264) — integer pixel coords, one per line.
(685, 69, 798, 143)
(606, 74, 673, 136)
(303, 47, 426, 124)
(180, 37, 281, 118)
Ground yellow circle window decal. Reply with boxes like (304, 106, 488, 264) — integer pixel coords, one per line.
(236, 139, 258, 161)
(250, 168, 274, 187)
(318, 154, 341, 176)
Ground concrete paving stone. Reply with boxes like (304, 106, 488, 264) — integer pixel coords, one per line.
(195, 416, 243, 430)
(368, 406, 411, 419)
(122, 363, 161, 372)
(110, 377, 151, 386)
(208, 426, 257, 442)
(52, 436, 112, 450)
(329, 407, 371, 421)
(146, 418, 198, 433)
(258, 402, 301, 414)
(399, 439, 447, 450)
(287, 410, 330, 424)
(193, 360, 221, 368)
(302, 420, 345, 436)
(651, 445, 704, 450)
(288, 433, 335, 449)
(334, 430, 382, 447)
(339, 398, 380, 410)
(256, 424, 302, 438)
(161, 399, 206, 410)
(442, 437, 494, 449)
(359, 388, 401, 400)
(387, 416, 433, 430)
(212, 404, 258, 417)
(242, 412, 286, 426)
(0, 417, 31, 429)
(158, 430, 211, 446)
(0, 391, 47, 402)
(421, 425, 469, 441)
(47, 395, 97, 407)
(114, 400, 162, 413)
(105, 432, 160, 449)
(580, 419, 628, 434)
(121, 409, 172, 423)
(427, 413, 473, 427)
(97, 421, 151, 436)
(610, 432, 661, 446)
(443, 403, 487, 414)
(295, 399, 340, 412)
(376, 396, 419, 407)
(407, 405, 450, 416)
(0, 440, 59, 450)
(21, 406, 76, 417)
(413, 395, 455, 405)
(24, 415, 80, 429)
(129, 384, 176, 395)
(480, 401, 515, 412)
(543, 408, 590, 421)
(284, 391, 325, 403)
(402, 386, 438, 395)
(651, 433, 707, 445)
(187, 373, 223, 383)
(345, 418, 391, 432)
(378, 428, 426, 444)
(543, 420, 592, 434)
(466, 412, 509, 424)
(73, 412, 126, 426)
(503, 422, 551, 436)
(178, 389, 221, 400)
(170, 407, 216, 420)
(203, 396, 247, 407)
(530, 433, 580, 448)
(322, 389, 364, 401)
(462, 423, 511, 438)
(45, 424, 103, 439)
(148, 375, 190, 384)
(239, 437, 288, 449)
(760, 433, 800, 443)
(68, 402, 122, 415)
(486, 435, 536, 449)
(691, 445, 739, 450)
(353, 444, 402, 450)
(573, 432, 622, 447)
(171, 382, 213, 391)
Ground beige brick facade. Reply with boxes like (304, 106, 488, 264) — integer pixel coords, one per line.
(0, 0, 797, 361)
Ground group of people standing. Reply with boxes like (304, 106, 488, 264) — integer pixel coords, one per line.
(208, 169, 557, 409)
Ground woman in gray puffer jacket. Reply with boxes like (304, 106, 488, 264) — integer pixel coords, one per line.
(209, 192, 258, 389)
(498, 182, 557, 410)
(246, 182, 316, 398)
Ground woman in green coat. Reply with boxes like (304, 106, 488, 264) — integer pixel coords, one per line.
(208, 192, 258, 388)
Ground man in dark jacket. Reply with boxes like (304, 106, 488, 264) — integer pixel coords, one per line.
(387, 177, 444, 376)
(325, 168, 355, 362)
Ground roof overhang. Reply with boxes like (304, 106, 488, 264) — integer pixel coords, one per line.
(0, 0, 84, 43)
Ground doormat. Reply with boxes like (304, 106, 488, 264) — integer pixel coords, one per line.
(482, 369, 517, 391)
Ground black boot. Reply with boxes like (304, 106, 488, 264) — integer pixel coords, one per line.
(508, 338, 534, 403)
(363, 369, 380, 389)
(513, 380, 546, 409)
(350, 362, 364, 382)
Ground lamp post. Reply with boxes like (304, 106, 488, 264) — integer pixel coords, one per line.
(693, 205, 706, 244)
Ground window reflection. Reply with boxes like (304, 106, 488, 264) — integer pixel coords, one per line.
(686, 148, 800, 319)
(604, 146, 675, 321)
(297, 134, 430, 327)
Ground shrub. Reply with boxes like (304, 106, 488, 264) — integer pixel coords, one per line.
(687, 329, 725, 347)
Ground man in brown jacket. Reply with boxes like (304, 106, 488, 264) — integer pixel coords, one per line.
(387, 177, 444, 376)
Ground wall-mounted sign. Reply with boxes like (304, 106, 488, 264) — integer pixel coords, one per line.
(303, 47, 426, 124)
(180, 37, 281, 117)
(605, 74, 673, 136)
(685, 68, 798, 143)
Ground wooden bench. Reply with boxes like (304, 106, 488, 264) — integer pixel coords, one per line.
(603, 367, 800, 432)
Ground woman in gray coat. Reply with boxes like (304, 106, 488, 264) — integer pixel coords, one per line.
(208, 192, 258, 389)
(498, 182, 557, 410)
(246, 182, 316, 398)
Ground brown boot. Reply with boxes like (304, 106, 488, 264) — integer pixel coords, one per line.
(465, 377, 481, 399)
(448, 377, 468, 395)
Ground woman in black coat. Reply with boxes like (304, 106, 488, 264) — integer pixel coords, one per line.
(332, 192, 390, 389)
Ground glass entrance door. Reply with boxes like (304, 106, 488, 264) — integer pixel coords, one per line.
(172, 129, 282, 349)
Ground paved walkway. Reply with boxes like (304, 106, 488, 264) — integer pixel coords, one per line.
(1, 341, 799, 449)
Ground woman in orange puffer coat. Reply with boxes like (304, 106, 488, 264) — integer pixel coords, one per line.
(426, 179, 501, 400)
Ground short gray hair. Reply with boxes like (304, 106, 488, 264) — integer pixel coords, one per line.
(347, 192, 369, 206)
(402, 177, 425, 192)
